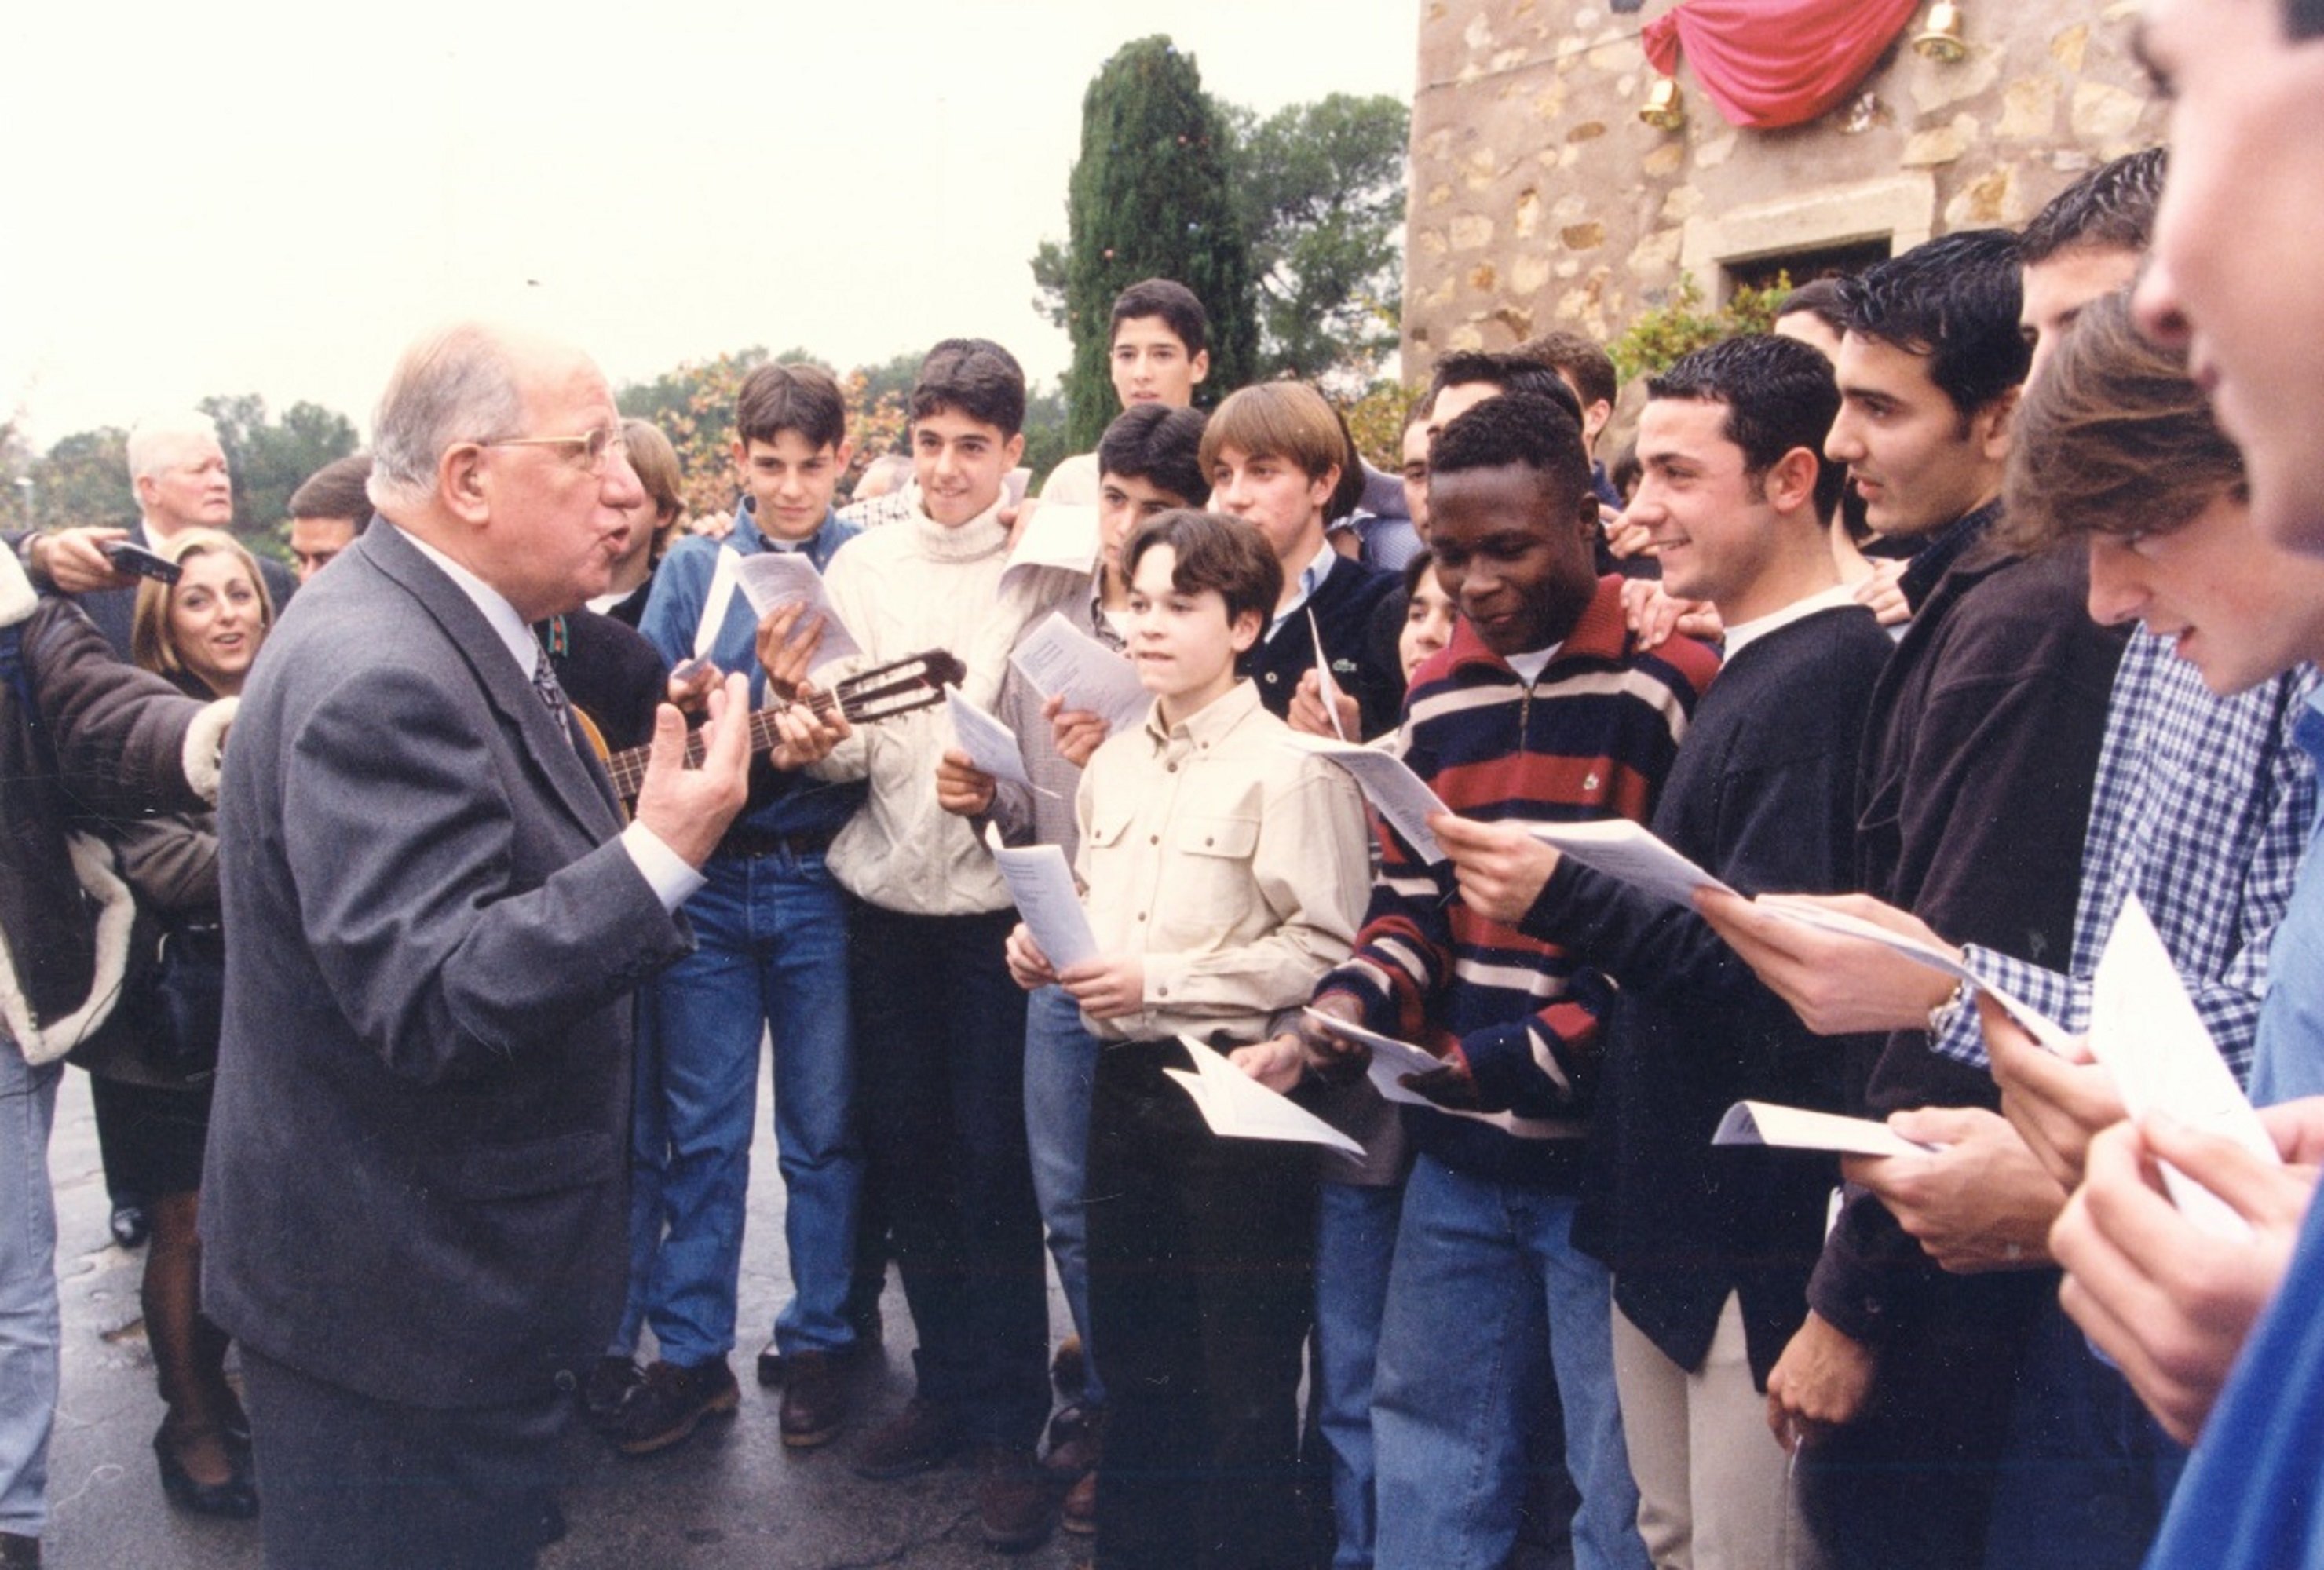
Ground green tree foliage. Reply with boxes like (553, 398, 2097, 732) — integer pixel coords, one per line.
(1608, 274, 1791, 385)
(1230, 94, 1409, 388)
(1054, 36, 1255, 451)
(27, 429, 137, 531)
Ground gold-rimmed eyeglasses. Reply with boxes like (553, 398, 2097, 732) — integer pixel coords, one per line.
(476, 426, 630, 473)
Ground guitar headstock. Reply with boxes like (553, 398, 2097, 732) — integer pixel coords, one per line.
(833, 648, 965, 725)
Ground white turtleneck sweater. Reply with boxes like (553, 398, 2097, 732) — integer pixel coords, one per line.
(813, 498, 1041, 915)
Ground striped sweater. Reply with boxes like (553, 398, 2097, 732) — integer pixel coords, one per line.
(1318, 575, 1719, 1189)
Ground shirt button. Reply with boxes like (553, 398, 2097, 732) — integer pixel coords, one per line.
(1265, 672, 1279, 685)
(1137, 912, 1146, 922)
(1167, 762, 1178, 773)
(554, 1369, 578, 1393)
(1149, 834, 1160, 845)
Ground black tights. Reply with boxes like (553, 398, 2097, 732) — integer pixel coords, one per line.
(146, 1190, 241, 1483)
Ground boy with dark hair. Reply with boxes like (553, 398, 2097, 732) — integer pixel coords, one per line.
(2019, 148, 2167, 383)
(1040, 279, 1212, 505)
(1701, 231, 2129, 1568)
(1515, 329, 1621, 480)
(1277, 389, 1718, 1570)
(1438, 334, 1888, 1567)
(286, 452, 373, 584)
(1005, 507, 1371, 1570)
(1200, 382, 1402, 738)
(612, 360, 868, 1457)
(933, 399, 1210, 1533)
(814, 336, 1061, 1550)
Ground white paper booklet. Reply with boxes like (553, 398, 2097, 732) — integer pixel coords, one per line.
(948, 690, 1034, 791)
(1281, 736, 1452, 862)
(1163, 1036, 1365, 1158)
(1525, 820, 1736, 907)
(1308, 611, 1351, 740)
(725, 550, 862, 672)
(1712, 1101, 1936, 1159)
(999, 502, 1102, 596)
(2089, 893, 2279, 1239)
(984, 824, 1098, 971)
(1010, 612, 1151, 734)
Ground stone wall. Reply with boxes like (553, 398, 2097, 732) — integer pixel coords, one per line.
(1403, 0, 2167, 377)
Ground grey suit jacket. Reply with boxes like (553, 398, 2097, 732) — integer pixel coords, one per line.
(203, 520, 691, 1409)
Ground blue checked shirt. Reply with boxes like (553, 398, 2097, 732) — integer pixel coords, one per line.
(1931, 632, 2319, 1081)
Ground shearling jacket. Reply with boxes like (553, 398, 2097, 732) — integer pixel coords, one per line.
(0, 543, 228, 1064)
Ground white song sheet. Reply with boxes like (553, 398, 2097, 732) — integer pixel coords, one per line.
(984, 824, 1098, 972)
(1162, 1036, 1366, 1158)
(1010, 612, 1152, 734)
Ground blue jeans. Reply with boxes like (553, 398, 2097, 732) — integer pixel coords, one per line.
(1023, 984, 1104, 1408)
(630, 849, 861, 1367)
(1315, 1180, 1403, 1570)
(0, 1048, 60, 1537)
(1372, 1155, 1649, 1570)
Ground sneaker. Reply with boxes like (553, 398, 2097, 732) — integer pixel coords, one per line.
(778, 1350, 850, 1449)
(1060, 1467, 1098, 1536)
(853, 1397, 963, 1480)
(612, 1359, 739, 1456)
(582, 1355, 642, 1433)
(975, 1444, 1058, 1552)
(1041, 1402, 1104, 1478)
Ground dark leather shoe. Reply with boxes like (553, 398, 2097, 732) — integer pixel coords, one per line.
(612, 1358, 739, 1456)
(109, 1201, 149, 1251)
(154, 1425, 259, 1519)
(975, 1444, 1058, 1553)
(755, 1340, 787, 1388)
(0, 1532, 39, 1568)
(1042, 1402, 1104, 1477)
(582, 1355, 642, 1432)
(1060, 1467, 1098, 1536)
(1050, 1334, 1086, 1400)
(853, 1397, 962, 1479)
(779, 1350, 850, 1449)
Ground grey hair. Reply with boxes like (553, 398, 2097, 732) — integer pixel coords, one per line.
(125, 411, 223, 482)
(367, 323, 526, 515)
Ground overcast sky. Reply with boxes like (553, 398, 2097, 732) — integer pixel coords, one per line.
(0, 0, 1416, 448)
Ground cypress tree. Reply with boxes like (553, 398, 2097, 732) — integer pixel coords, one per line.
(1060, 36, 1255, 450)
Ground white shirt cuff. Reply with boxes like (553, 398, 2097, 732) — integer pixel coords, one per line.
(621, 821, 707, 911)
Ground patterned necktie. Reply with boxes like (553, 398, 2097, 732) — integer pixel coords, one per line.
(532, 645, 572, 737)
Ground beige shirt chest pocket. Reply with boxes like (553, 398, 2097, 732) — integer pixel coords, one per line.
(1148, 809, 1266, 957)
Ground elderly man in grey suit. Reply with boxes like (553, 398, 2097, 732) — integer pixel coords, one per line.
(201, 321, 840, 1568)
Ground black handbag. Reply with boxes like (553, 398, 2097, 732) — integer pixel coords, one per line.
(148, 921, 226, 1073)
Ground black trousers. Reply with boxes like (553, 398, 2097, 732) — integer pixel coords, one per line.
(849, 901, 1048, 1449)
(242, 1345, 565, 1570)
(1087, 1037, 1318, 1570)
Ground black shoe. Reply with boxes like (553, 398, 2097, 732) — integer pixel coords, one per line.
(582, 1355, 643, 1432)
(853, 1397, 963, 1480)
(154, 1426, 259, 1519)
(110, 1201, 150, 1251)
(0, 1532, 38, 1568)
(611, 1359, 739, 1456)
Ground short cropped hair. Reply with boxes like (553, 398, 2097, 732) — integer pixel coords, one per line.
(1427, 391, 1592, 507)
(1121, 508, 1284, 631)
(2001, 290, 2244, 552)
(1425, 351, 1585, 429)
(2019, 148, 2168, 265)
(1649, 334, 1847, 519)
(288, 452, 375, 530)
(1836, 229, 2030, 418)
(369, 323, 525, 515)
(736, 362, 847, 452)
(1200, 382, 1348, 486)
(1774, 276, 1849, 335)
(1098, 404, 1209, 506)
(1515, 329, 1620, 413)
(126, 411, 222, 483)
(132, 527, 275, 687)
(911, 338, 1026, 437)
(1110, 279, 1210, 357)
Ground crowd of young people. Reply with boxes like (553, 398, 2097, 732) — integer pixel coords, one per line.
(12, 8, 2324, 1563)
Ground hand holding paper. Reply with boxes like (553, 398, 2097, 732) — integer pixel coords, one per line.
(1164, 1035, 1365, 1158)
(985, 823, 1098, 972)
(1281, 736, 1452, 862)
(1013, 612, 1151, 734)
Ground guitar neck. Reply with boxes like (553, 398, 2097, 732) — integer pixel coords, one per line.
(600, 688, 847, 804)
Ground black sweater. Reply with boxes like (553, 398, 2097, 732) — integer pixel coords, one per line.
(1540, 603, 1894, 1386)
(1245, 553, 1402, 738)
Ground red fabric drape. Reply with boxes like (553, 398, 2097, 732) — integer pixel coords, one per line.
(1642, 0, 1923, 130)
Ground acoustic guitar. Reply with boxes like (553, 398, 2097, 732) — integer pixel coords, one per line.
(590, 649, 965, 810)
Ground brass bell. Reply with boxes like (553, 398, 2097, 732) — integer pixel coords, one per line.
(1639, 76, 1686, 131)
(1913, 2, 1968, 64)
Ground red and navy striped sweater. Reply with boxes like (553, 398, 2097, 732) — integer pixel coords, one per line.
(1318, 575, 1719, 1190)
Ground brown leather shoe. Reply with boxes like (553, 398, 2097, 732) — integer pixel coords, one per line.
(853, 1397, 963, 1479)
(612, 1358, 739, 1456)
(779, 1350, 850, 1448)
(1060, 1466, 1098, 1536)
(975, 1444, 1058, 1553)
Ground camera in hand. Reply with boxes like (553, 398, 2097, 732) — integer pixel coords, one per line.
(102, 539, 182, 585)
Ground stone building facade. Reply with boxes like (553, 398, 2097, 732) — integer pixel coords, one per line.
(1402, 1, 2167, 376)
